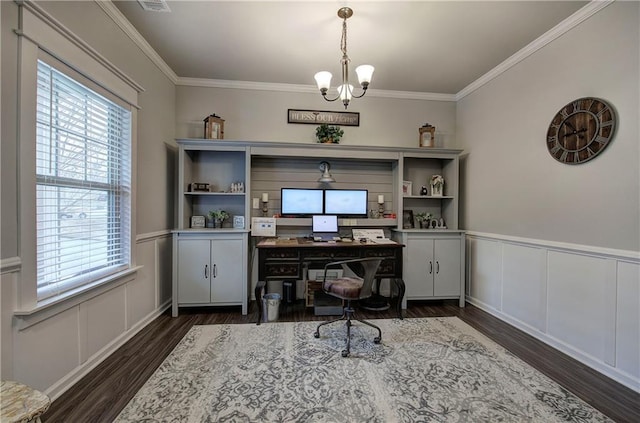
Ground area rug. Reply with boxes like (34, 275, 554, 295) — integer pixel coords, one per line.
(115, 317, 611, 422)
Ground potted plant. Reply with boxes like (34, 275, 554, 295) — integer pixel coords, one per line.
(208, 209, 230, 228)
(414, 212, 433, 229)
(315, 124, 344, 144)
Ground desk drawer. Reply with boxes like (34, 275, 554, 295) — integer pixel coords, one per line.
(301, 248, 358, 261)
(363, 249, 398, 277)
(262, 248, 300, 260)
(264, 262, 300, 278)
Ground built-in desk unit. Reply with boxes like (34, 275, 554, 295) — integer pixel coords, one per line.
(171, 140, 465, 316)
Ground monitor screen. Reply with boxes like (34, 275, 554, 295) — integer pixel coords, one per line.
(324, 189, 368, 216)
(280, 188, 324, 216)
(312, 215, 338, 233)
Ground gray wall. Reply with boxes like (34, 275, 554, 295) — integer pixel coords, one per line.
(1, 0, 175, 394)
(176, 86, 457, 148)
(457, 1, 639, 251)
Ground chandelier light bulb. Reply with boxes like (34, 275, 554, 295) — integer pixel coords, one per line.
(314, 71, 332, 91)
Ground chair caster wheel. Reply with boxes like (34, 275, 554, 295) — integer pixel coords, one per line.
(374, 337, 381, 344)
(341, 350, 349, 357)
(314, 332, 320, 338)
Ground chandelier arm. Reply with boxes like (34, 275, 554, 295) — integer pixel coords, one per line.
(350, 88, 368, 99)
(321, 92, 341, 102)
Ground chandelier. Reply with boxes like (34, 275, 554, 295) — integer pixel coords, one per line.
(314, 7, 374, 109)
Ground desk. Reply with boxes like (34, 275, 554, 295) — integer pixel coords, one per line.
(256, 238, 404, 324)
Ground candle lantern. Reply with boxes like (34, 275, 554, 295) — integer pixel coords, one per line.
(419, 124, 435, 148)
(204, 114, 225, 139)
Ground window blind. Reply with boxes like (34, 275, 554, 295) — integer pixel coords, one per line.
(36, 60, 132, 300)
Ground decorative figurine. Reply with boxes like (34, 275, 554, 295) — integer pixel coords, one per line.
(420, 185, 428, 196)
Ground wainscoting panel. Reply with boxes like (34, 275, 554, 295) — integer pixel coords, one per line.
(79, 285, 127, 362)
(467, 237, 502, 309)
(547, 251, 612, 362)
(4, 231, 172, 399)
(14, 307, 80, 391)
(466, 232, 640, 392)
(128, 241, 158, 328)
(616, 261, 640, 378)
(502, 244, 547, 331)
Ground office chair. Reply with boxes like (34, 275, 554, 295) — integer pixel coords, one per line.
(313, 257, 383, 357)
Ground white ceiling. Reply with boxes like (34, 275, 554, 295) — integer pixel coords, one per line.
(111, 1, 589, 95)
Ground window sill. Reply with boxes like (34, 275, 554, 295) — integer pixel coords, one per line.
(14, 266, 142, 330)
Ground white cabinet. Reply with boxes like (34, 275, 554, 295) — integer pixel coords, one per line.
(172, 232, 248, 316)
(400, 233, 465, 307)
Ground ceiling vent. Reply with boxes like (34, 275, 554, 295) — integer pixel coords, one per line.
(137, 0, 171, 13)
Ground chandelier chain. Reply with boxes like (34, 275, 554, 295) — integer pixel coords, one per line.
(341, 17, 348, 57)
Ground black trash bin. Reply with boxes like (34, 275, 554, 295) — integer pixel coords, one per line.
(283, 281, 296, 303)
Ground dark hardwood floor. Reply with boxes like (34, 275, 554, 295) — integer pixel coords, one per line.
(43, 300, 639, 422)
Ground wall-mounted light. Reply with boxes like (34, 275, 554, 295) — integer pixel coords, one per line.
(318, 161, 335, 183)
(261, 192, 269, 216)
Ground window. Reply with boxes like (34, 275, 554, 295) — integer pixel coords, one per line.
(35, 60, 132, 301)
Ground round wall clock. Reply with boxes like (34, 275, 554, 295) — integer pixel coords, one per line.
(546, 97, 616, 165)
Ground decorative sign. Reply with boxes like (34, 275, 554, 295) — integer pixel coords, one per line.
(287, 109, 359, 126)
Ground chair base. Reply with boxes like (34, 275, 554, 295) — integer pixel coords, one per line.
(314, 301, 382, 357)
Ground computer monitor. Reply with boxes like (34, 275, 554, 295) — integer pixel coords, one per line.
(312, 215, 338, 234)
(324, 189, 368, 217)
(280, 188, 324, 216)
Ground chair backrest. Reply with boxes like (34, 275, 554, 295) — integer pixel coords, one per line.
(324, 257, 382, 300)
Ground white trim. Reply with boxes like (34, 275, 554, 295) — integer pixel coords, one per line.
(17, 0, 144, 103)
(14, 266, 142, 329)
(466, 296, 639, 393)
(44, 300, 171, 401)
(95, 0, 178, 84)
(177, 77, 456, 101)
(136, 229, 172, 243)
(0, 257, 22, 274)
(456, 0, 615, 100)
(465, 231, 640, 262)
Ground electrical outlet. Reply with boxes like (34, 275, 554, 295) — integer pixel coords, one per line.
(252, 198, 259, 209)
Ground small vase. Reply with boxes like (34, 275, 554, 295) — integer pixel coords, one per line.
(214, 219, 223, 228)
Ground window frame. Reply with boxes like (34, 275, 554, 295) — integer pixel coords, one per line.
(15, 1, 141, 314)
(35, 57, 133, 301)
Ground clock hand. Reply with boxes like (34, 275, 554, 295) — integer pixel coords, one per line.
(562, 128, 588, 138)
(564, 121, 577, 132)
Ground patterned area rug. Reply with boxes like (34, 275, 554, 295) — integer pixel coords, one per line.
(115, 317, 611, 422)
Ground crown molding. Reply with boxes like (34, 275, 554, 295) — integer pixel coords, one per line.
(96, 0, 178, 84)
(99, 0, 612, 103)
(176, 77, 456, 101)
(455, 0, 615, 100)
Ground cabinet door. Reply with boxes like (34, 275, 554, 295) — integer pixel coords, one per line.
(433, 238, 461, 296)
(210, 238, 244, 303)
(177, 239, 211, 303)
(405, 237, 435, 298)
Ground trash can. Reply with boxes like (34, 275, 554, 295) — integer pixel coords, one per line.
(283, 281, 295, 303)
(262, 293, 281, 322)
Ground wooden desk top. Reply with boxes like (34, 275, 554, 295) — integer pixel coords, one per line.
(257, 238, 403, 248)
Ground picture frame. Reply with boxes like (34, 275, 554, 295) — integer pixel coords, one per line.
(402, 181, 413, 196)
(287, 109, 360, 126)
(233, 216, 245, 229)
(402, 210, 414, 229)
(191, 215, 206, 228)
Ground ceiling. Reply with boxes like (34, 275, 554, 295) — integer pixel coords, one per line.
(112, 1, 588, 95)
